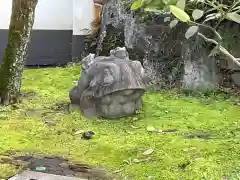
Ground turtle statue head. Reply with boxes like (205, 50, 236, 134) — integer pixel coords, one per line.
(110, 47, 129, 60)
(82, 53, 96, 71)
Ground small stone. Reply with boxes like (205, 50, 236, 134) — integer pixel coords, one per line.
(59, 162, 69, 168)
(81, 131, 95, 140)
(35, 166, 46, 172)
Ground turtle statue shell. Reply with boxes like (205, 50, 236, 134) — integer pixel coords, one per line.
(69, 47, 146, 119)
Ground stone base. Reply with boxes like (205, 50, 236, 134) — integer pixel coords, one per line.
(9, 170, 86, 180)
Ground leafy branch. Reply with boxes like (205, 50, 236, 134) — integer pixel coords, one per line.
(130, 0, 240, 66)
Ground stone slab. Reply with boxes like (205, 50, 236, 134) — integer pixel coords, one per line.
(231, 73, 240, 86)
(8, 171, 86, 180)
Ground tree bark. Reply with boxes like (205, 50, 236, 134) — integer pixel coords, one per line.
(0, 0, 38, 105)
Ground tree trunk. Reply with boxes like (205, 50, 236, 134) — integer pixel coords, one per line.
(0, 0, 38, 105)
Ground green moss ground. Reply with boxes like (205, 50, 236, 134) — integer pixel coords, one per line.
(0, 65, 240, 179)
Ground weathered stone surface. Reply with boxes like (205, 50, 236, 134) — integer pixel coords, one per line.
(181, 38, 220, 91)
(69, 47, 146, 119)
(231, 73, 240, 87)
(8, 170, 86, 180)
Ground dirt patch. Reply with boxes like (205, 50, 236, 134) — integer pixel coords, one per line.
(50, 102, 71, 113)
(1, 155, 116, 179)
(24, 108, 60, 126)
(183, 132, 212, 140)
(25, 108, 46, 117)
(20, 91, 38, 99)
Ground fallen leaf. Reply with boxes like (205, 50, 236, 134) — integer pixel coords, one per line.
(143, 148, 154, 155)
(132, 159, 141, 163)
(113, 169, 124, 173)
(123, 158, 132, 165)
(191, 153, 201, 159)
(130, 125, 140, 129)
(132, 117, 139, 121)
(133, 157, 151, 163)
(126, 131, 134, 135)
(146, 126, 155, 132)
(155, 130, 163, 134)
(75, 130, 84, 135)
(183, 147, 196, 152)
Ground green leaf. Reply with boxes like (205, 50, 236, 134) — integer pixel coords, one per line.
(227, 12, 240, 24)
(142, 0, 153, 3)
(144, 0, 167, 11)
(176, 0, 186, 10)
(169, 5, 190, 22)
(144, 8, 164, 13)
(131, 0, 143, 10)
(185, 26, 199, 39)
(169, 19, 179, 28)
(163, 0, 178, 5)
(192, 9, 204, 21)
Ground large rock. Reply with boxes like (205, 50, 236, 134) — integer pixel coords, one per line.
(69, 47, 146, 119)
(96, 0, 240, 91)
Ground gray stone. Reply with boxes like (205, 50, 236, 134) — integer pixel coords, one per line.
(59, 162, 69, 168)
(8, 170, 86, 180)
(181, 39, 219, 91)
(69, 47, 146, 119)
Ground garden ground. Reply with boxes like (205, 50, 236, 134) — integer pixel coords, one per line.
(0, 65, 240, 179)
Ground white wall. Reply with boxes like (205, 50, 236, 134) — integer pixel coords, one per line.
(34, 0, 73, 30)
(73, 0, 94, 35)
(0, 0, 94, 35)
(0, 0, 12, 29)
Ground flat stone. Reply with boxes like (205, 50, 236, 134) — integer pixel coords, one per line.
(231, 73, 240, 86)
(8, 170, 87, 180)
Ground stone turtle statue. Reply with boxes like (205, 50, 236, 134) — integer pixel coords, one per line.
(69, 47, 146, 119)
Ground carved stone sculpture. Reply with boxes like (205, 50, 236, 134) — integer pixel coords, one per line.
(69, 47, 146, 119)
